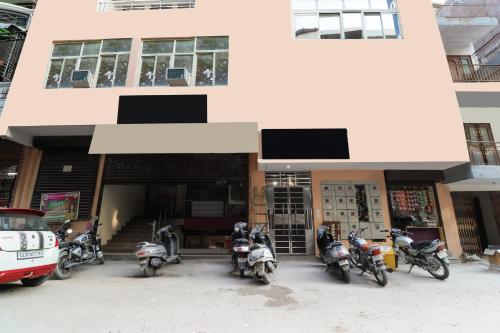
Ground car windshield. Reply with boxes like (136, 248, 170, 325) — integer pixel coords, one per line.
(0, 214, 49, 231)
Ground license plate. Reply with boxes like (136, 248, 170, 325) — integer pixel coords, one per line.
(17, 250, 44, 260)
(339, 259, 349, 266)
(237, 258, 247, 263)
(437, 250, 447, 259)
(372, 254, 383, 262)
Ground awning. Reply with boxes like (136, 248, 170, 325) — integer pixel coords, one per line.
(89, 122, 259, 154)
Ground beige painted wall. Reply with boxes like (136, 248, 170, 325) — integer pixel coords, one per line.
(0, 0, 469, 166)
(98, 184, 146, 245)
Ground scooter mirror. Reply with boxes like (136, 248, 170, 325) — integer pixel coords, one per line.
(67, 229, 73, 234)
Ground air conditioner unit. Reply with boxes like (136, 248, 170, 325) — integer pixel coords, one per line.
(71, 70, 93, 88)
(166, 68, 190, 86)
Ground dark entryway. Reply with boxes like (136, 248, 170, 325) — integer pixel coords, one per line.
(0, 139, 23, 207)
(100, 154, 249, 250)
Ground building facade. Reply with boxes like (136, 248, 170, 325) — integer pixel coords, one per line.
(434, 0, 500, 255)
(0, 0, 471, 257)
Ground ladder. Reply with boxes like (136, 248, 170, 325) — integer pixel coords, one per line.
(252, 186, 268, 228)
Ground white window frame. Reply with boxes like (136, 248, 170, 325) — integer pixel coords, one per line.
(45, 39, 132, 89)
(292, 0, 403, 40)
(136, 37, 229, 87)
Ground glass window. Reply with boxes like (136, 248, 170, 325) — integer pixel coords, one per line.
(52, 43, 82, 57)
(0, 214, 48, 231)
(175, 39, 195, 53)
(154, 55, 171, 86)
(292, 0, 317, 10)
(365, 13, 384, 39)
(101, 39, 132, 53)
(196, 37, 229, 51)
(139, 37, 229, 87)
(59, 58, 77, 88)
(143, 40, 174, 54)
(319, 14, 341, 39)
(214, 52, 229, 86)
(292, 0, 401, 39)
(382, 13, 400, 39)
(139, 56, 155, 87)
(344, 0, 369, 10)
(174, 55, 194, 75)
(79, 57, 98, 76)
(47, 39, 131, 88)
(343, 13, 363, 39)
(318, 0, 342, 10)
(196, 53, 214, 86)
(46, 59, 63, 89)
(96, 55, 117, 88)
(82, 41, 101, 56)
(295, 15, 319, 39)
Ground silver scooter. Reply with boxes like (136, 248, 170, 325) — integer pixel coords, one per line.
(135, 225, 181, 277)
(247, 224, 277, 285)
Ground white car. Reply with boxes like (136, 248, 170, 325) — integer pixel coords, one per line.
(0, 208, 59, 286)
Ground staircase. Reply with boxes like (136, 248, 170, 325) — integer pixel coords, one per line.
(102, 216, 231, 261)
(102, 217, 154, 261)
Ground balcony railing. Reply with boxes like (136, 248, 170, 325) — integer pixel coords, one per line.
(467, 140, 500, 165)
(449, 64, 500, 82)
(0, 82, 10, 117)
(436, 5, 488, 18)
(97, 0, 195, 12)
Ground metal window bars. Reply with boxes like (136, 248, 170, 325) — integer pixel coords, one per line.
(436, 4, 489, 18)
(98, 0, 196, 12)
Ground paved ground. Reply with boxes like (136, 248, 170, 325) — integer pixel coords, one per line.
(1, 258, 499, 333)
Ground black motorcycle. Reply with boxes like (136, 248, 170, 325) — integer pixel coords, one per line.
(317, 225, 351, 283)
(54, 216, 104, 280)
(348, 227, 388, 287)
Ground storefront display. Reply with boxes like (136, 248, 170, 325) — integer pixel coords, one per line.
(388, 184, 440, 228)
(321, 182, 386, 241)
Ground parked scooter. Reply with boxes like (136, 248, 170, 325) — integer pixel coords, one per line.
(247, 224, 277, 285)
(317, 225, 351, 283)
(348, 227, 388, 287)
(135, 224, 181, 277)
(386, 228, 450, 280)
(231, 222, 250, 277)
(54, 216, 104, 280)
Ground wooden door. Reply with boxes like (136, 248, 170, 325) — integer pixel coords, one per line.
(464, 124, 499, 165)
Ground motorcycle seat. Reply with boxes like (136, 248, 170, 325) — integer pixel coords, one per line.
(410, 240, 434, 250)
(250, 243, 265, 251)
(330, 241, 343, 247)
(234, 238, 249, 246)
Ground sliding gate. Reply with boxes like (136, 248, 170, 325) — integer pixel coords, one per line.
(266, 172, 313, 255)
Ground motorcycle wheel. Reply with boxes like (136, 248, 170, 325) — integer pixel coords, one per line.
(239, 268, 245, 278)
(342, 268, 351, 283)
(349, 253, 363, 269)
(54, 252, 72, 280)
(143, 265, 157, 277)
(373, 267, 388, 287)
(427, 255, 450, 280)
(262, 273, 271, 285)
(21, 275, 49, 287)
(98, 253, 105, 265)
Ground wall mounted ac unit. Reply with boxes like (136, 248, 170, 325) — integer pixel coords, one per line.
(71, 70, 93, 88)
(166, 68, 190, 86)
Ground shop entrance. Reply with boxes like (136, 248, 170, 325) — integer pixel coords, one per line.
(0, 140, 23, 207)
(266, 172, 313, 255)
(99, 154, 248, 251)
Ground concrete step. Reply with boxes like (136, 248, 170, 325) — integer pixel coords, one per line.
(103, 241, 139, 248)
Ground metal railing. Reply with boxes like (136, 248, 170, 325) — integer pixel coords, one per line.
(467, 140, 500, 165)
(0, 82, 10, 116)
(436, 5, 488, 18)
(98, 0, 195, 12)
(449, 64, 500, 82)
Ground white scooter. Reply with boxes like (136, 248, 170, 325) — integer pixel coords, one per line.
(135, 225, 181, 277)
(247, 224, 277, 285)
